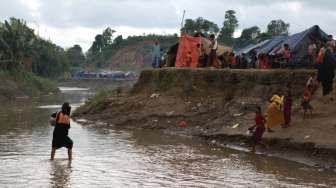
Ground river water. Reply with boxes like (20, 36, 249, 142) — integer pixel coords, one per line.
(0, 80, 335, 188)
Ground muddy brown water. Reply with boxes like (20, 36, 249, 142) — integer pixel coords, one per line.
(0, 80, 335, 188)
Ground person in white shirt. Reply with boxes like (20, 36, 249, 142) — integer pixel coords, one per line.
(208, 34, 218, 67)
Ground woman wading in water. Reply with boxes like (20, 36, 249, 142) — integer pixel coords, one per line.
(50, 102, 73, 160)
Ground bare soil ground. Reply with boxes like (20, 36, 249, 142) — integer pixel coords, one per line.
(73, 68, 336, 169)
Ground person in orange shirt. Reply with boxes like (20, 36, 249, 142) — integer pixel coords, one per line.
(50, 102, 73, 160)
(282, 44, 292, 68)
(301, 85, 313, 117)
(317, 46, 326, 65)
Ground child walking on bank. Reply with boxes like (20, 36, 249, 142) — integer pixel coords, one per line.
(249, 106, 267, 153)
(302, 85, 313, 117)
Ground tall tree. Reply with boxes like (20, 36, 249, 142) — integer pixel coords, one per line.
(102, 27, 115, 46)
(66, 45, 86, 67)
(0, 18, 36, 69)
(218, 10, 239, 45)
(240, 26, 260, 42)
(181, 17, 219, 36)
(267, 19, 290, 36)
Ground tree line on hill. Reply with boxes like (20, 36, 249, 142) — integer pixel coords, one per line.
(0, 17, 178, 76)
(181, 10, 290, 48)
(0, 13, 291, 77)
(0, 18, 69, 78)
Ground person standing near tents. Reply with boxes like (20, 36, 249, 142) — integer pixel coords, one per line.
(308, 41, 317, 66)
(197, 43, 207, 67)
(152, 41, 161, 68)
(282, 44, 292, 68)
(317, 46, 335, 98)
(327, 35, 335, 53)
(208, 34, 218, 67)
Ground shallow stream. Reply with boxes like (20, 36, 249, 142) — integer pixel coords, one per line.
(0, 80, 335, 187)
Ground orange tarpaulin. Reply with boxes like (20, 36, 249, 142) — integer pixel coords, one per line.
(175, 35, 201, 68)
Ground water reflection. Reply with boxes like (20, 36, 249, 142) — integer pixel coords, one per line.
(49, 160, 72, 188)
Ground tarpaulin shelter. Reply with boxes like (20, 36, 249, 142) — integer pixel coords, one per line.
(201, 37, 233, 56)
(257, 36, 287, 55)
(175, 35, 201, 68)
(175, 35, 233, 68)
(235, 40, 270, 56)
(238, 25, 330, 65)
(269, 25, 329, 64)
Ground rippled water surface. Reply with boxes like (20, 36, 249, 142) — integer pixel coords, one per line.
(0, 80, 335, 188)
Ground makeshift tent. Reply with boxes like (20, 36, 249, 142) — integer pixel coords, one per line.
(201, 37, 232, 56)
(269, 25, 329, 64)
(175, 35, 233, 68)
(175, 35, 201, 68)
(257, 36, 287, 55)
(238, 25, 330, 66)
(235, 40, 270, 56)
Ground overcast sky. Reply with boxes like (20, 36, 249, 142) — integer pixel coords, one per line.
(1, 0, 336, 51)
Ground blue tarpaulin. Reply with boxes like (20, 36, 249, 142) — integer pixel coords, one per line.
(239, 25, 330, 65)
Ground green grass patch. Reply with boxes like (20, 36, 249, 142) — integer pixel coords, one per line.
(0, 70, 58, 98)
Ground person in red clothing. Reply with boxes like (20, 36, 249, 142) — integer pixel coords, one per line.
(282, 43, 292, 68)
(282, 90, 292, 128)
(248, 106, 267, 153)
(230, 53, 237, 68)
(301, 85, 313, 117)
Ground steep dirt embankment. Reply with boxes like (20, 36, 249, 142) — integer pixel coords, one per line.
(74, 68, 336, 169)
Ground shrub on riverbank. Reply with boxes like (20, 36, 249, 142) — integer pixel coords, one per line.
(0, 70, 58, 99)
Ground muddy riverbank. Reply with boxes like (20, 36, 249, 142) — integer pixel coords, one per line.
(74, 68, 336, 170)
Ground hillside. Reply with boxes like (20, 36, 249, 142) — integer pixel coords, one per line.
(107, 39, 178, 71)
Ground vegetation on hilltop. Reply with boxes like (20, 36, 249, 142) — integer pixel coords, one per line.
(181, 10, 290, 48)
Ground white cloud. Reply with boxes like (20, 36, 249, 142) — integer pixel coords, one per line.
(1, 0, 336, 51)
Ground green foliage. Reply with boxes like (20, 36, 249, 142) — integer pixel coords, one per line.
(72, 90, 113, 116)
(66, 44, 86, 71)
(218, 10, 239, 45)
(181, 17, 219, 36)
(0, 69, 58, 98)
(267, 19, 290, 36)
(0, 17, 70, 78)
(0, 18, 36, 69)
(240, 26, 260, 42)
(32, 39, 69, 78)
